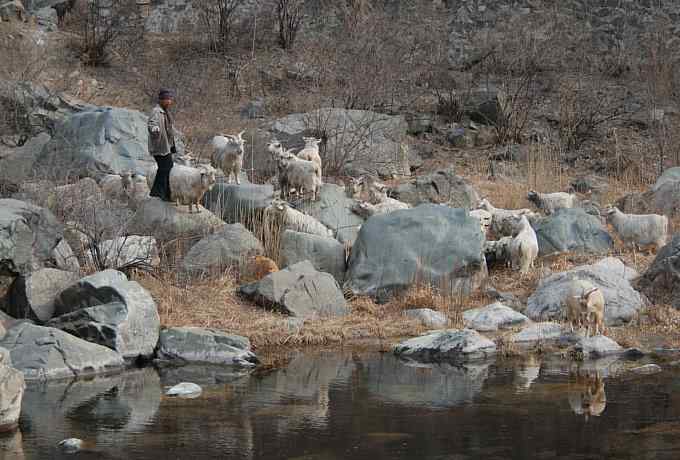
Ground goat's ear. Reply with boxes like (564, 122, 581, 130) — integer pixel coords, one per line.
(238, 130, 246, 140)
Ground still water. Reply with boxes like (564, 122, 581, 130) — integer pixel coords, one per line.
(3, 351, 680, 460)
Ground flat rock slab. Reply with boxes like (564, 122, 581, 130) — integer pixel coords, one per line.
(4, 268, 80, 322)
(128, 198, 225, 242)
(0, 323, 124, 381)
(394, 329, 497, 363)
(463, 302, 529, 332)
(239, 260, 348, 318)
(527, 257, 644, 326)
(280, 230, 347, 283)
(85, 235, 160, 270)
(391, 168, 480, 208)
(346, 204, 487, 302)
(49, 269, 160, 360)
(533, 208, 613, 256)
(511, 322, 564, 344)
(0, 199, 63, 276)
(182, 224, 263, 275)
(201, 182, 273, 224)
(156, 327, 259, 367)
(403, 308, 448, 328)
(573, 335, 623, 359)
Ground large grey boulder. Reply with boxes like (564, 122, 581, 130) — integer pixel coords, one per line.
(128, 197, 224, 242)
(0, 354, 24, 432)
(49, 270, 159, 360)
(637, 234, 680, 308)
(280, 230, 346, 282)
(182, 224, 263, 275)
(156, 327, 259, 367)
(4, 268, 80, 322)
(532, 208, 613, 256)
(620, 167, 680, 216)
(0, 132, 51, 185)
(391, 168, 480, 208)
(0, 199, 63, 276)
(239, 260, 349, 318)
(463, 302, 530, 332)
(394, 329, 496, 363)
(297, 184, 364, 245)
(37, 106, 172, 178)
(0, 322, 125, 380)
(345, 204, 487, 302)
(266, 108, 410, 178)
(527, 258, 644, 326)
(201, 181, 273, 224)
(0, 81, 86, 137)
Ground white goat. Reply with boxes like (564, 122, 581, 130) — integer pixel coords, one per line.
(527, 190, 577, 215)
(565, 280, 605, 336)
(278, 154, 321, 201)
(477, 198, 536, 237)
(264, 199, 333, 238)
(469, 209, 492, 235)
(509, 215, 539, 274)
(146, 164, 217, 213)
(212, 131, 245, 184)
(297, 137, 323, 181)
(604, 206, 668, 251)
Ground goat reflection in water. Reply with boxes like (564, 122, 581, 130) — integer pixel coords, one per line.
(567, 368, 606, 420)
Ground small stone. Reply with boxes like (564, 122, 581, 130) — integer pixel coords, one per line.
(166, 382, 202, 398)
(58, 438, 83, 453)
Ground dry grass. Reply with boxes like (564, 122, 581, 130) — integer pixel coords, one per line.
(136, 272, 443, 358)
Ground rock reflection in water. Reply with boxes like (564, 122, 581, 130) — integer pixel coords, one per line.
(513, 355, 541, 393)
(367, 355, 490, 408)
(19, 368, 161, 458)
(567, 367, 607, 419)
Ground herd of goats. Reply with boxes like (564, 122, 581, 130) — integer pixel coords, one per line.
(96, 130, 672, 339)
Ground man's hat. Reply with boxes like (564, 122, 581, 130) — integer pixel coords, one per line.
(158, 88, 175, 100)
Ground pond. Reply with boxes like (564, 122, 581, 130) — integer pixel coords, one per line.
(3, 351, 680, 460)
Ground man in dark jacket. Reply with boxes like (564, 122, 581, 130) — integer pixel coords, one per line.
(148, 88, 177, 202)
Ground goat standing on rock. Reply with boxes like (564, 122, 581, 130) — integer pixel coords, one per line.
(212, 131, 245, 184)
(146, 164, 216, 213)
(297, 137, 323, 181)
(509, 215, 538, 275)
(527, 190, 577, 215)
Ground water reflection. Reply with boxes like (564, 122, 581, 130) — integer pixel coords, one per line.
(367, 355, 490, 408)
(567, 368, 607, 420)
(10, 351, 680, 460)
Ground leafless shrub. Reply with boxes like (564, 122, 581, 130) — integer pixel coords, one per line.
(72, 0, 145, 66)
(558, 76, 629, 151)
(275, 0, 304, 50)
(196, 0, 248, 53)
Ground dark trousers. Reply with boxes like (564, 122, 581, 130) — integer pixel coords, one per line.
(150, 154, 173, 201)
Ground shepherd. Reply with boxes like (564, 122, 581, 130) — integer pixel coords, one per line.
(148, 88, 176, 202)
